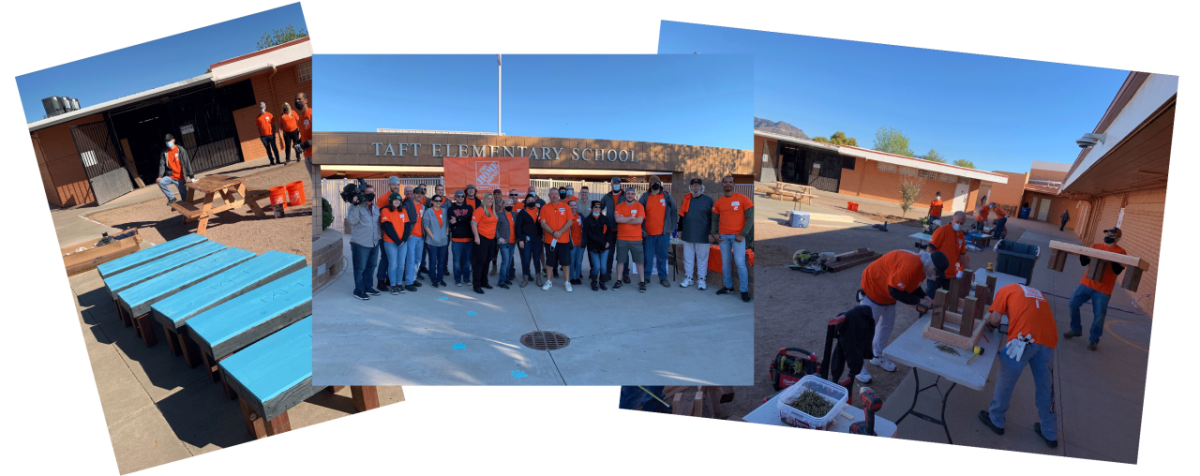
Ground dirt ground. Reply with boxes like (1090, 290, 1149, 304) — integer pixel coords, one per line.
(719, 208, 1014, 420)
(86, 163, 313, 263)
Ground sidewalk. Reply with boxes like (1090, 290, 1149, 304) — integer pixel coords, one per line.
(875, 217, 1148, 464)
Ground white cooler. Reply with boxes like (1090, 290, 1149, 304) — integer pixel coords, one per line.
(788, 210, 810, 228)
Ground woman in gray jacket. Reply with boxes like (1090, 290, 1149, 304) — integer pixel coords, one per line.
(423, 194, 451, 287)
(495, 198, 518, 289)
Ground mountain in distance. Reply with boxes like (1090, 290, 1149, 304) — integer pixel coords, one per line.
(754, 117, 809, 140)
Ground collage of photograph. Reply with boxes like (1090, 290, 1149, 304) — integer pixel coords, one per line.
(3, 1, 1182, 475)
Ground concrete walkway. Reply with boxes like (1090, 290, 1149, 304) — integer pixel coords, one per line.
(313, 236, 755, 386)
(875, 217, 1148, 464)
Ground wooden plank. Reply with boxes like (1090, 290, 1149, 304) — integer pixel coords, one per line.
(264, 411, 291, 436)
(945, 274, 962, 314)
(188, 266, 312, 360)
(117, 247, 256, 317)
(930, 289, 948, 329)
(959, 269, 975, 300)
(974, 284, 991, 308)
(959, 297, 979, 337)
(119, 138, 146, 188)
(1048, 249, 1067, 272)
(152, 251, 307, 333)
(105, 240, 227, 299)
(161, 323, 182, 357)
(63, 231, 142, 276)
(1122, 266, 1143, 292)
(218, 317, 324, 423)
(985, 274, 997, 302)
(352, 386, 380, 412)
(171, 201, 204, 220)
(239, 397, 268, 439)
(97, 233, 207, 279)
(923, 319, 985, 351)
(1049, 240, 1147, 269)
(692, 391, 704, 417)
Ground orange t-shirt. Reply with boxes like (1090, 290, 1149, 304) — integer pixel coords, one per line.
(929, 199, 944, 218)
(614, 200, 646, 241)
(376, 191, 402, 210)
(299, 108, 313, 157)
(993, 208, 1007, 219)
(989, 283, 1058, 348)
(861, 250, 927, 306)
(644, 193, 667, 236)
(411, 203, 425, 238)
(569, 212, 582, 246)
(166, 146, 183, 181)
(472, 207, 497, 239)
(256, 112, 274, 137)
(380, 207, 409, 244)
(1080, 243, 1127, 295)
(541, 202, 573, 244)
(280, 111, 299, 132)
(713, 192, 753, 235)
(929, 223, 967, 278)
(976, 205, 990, 222)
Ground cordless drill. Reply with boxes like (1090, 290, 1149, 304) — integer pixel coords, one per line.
(849, 387, 883, 436)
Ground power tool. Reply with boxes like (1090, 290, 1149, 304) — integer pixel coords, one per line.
(788, 250, 831, 276)
(849, 387, 883, 436)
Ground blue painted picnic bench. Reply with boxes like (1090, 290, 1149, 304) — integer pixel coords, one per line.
(104, 243, 226, 333)
(186, 266, 312, 388)
(96, 233, 207, 279)
(219, 317, 380, 438)
(151, 251, 307, 367)
(115, 247, 255, 349)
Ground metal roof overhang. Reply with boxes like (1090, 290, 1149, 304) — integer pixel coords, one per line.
(27, 74, 213, 132)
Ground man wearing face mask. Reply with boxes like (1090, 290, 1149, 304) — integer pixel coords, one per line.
(255, 102, 281, 166)
(926, 211, 970, 295)
(1065, 227, 1127, 351)
(855, 249, 947, 383)
(345, 184, 382, 300)
(711, 176, 754, 303)
(496, 198, 518, 289)
(516, 194, 543, 287)
(583, 200, 615, 291)
(279, 102, 300, 165)
(293, 93, 313, 175)
(678, 178, 715, 290)
(639, 181, 678, 287)
(929, 192, 944, 222)
(567, 198, 586, 286)
(540, 187, 575, 292)
(601, 177, 629, 284)
(400, 186, 426, 292)
(157, 134, 195, 206)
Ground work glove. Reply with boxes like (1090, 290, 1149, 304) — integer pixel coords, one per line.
(1004, 333, 1035, 361)
(956, 270, 964, 279)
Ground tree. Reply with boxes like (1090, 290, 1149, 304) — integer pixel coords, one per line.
(899, 176, 925, 218)
(953, 159, 976, 169)
(257, 24, 309, 51)
(873, 127, 914, 157)
(924, 149, 947, 163)
(812, 131, 858, 146)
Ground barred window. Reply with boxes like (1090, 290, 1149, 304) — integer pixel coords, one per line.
(876, 162, 897, 173)
(918, 170, 938, 180)
(939, 173, 957, 183)
(898, 166, 918, 177)
(297, 62, 312, 83)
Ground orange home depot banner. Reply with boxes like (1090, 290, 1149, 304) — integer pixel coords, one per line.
(444, 156, 530, 196)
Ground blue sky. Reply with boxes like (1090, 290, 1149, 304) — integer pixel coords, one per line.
(658, 21, 1131, 172)
(314, 55, 753, 150)
(15, 4, 306, 124)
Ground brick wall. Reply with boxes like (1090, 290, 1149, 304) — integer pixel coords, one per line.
(989, 171, 1027, 210)
(31, 113, 106, 207)
(838, 157, 952, 208)
(312, 227, 344, 291)
(1082, 190, 1164, 315)
(229, 60, 313, 163)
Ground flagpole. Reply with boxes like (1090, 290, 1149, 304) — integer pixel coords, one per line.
(497, 54, 502, 135)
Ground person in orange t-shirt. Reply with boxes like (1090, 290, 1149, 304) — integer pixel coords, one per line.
(379, 192, 411, 293)
(978, 283, 1058, 448)
(1065, 227, 1128, 351)
(613, 188, 647, 292)
(539, 191, 575, 292)
(470, 193, 499, 294)
(156, 133, 193, 205)
(255, 102, 281, 165)
(279, 102, 300, 164)
(711, 176, 755, 301)
(974, 199, 991, 232)
(926, 211, 970, 293)
(855, 249, 948, 383)
(928, 192, 944, 220)
(294, 93, 314, 174)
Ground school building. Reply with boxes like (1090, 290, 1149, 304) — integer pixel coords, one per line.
(29, 38, 313, 207)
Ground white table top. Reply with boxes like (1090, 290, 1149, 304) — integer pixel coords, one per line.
(882, 315, 1002, 391)
(910, 232, 933, 242)
(973, 269, 1025, 293)
(743, 390, 898, 437)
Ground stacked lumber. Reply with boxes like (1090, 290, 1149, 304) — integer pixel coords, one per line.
(924, 269, 996, 350)
(825, 248, 881, 273)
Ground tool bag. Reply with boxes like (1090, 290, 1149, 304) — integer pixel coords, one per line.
(768, 347, 819, 391)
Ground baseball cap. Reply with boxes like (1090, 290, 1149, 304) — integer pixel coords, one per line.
(930, 251, 950, 276)
(454, 190, 465, 197)
(465, 184, 476, 190)
(611, 176, 621, 183)
(388, 176, 401, 185)
(1104, 227, 1123, 239)
(690, 178, 704, 185)
(493, 188, 502, 194)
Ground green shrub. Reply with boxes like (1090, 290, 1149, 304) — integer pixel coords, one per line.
(321, 198, 334, 231)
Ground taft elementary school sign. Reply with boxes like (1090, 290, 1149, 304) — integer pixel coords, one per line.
(371, 141, 639, 162)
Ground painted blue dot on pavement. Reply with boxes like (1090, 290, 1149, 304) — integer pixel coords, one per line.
(511, 369, 528, 379)
(438, 296, 448, 300)
(452, 343, 466, 350)
(467, 311, 478, 316)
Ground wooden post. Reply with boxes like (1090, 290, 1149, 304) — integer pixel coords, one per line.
(959, 297, 978, 337)
(930, 289, 948, 329)
(201, 352, 219, 382)
(351, 386, 380, 412)
(221, 370, 238, 400)
(177, 332, 202, 369)
(945, 276, 961, 314)
(692, 391, 704, 417)
(1048, 250, 1067, 272)
(974, 284, 991, 308)
(264, 411, 292, 436)
(134, 315, 158, 347)
(1122, 267, 1144, 292)
(959, 269, 975, 299)
(1087, 259, 1107, 282)
(161, 324, 182, 357)
(239, 397, 267, 439)
(985, 274, 998, 299)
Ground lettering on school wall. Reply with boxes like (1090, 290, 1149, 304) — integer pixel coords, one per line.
(369, 142, 639, 163)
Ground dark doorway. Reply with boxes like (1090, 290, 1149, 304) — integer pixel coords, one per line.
(779, 144, 843, 192)
(70, 121, 134, 204)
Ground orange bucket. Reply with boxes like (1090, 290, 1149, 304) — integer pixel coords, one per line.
(848, 202, 859, 212)
(269, 186, 288, 210)
(285, 181, 306, 206)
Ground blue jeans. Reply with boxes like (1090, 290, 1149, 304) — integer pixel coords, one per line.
(158, 177, 186, 200)
(719, 234, 749, 292)
(429, 245, 448, 284)
(260, 136, 280, 163)
(383, 240, 408, 286)
(1068, 284, 1111, 343)
(643, 234, 670, 279)
(589, 249, 609, 278)
(452, 241, 473, 283)
(403, 236, 424, 285)
(570, 244, 585, 280)
(351, 242, 379, 295)
(988, 343, 1057, 441)
(499, 242, 516, 283)
(376, 239, 389, 282)
(619, 386, 669, 413)
(520, 237, 541, 278)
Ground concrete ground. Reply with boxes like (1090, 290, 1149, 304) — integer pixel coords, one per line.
(313, 236, 755, 386)
(690, 188, 1147, 464)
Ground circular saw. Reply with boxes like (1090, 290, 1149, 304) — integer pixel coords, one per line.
(789, 250, 832, 275)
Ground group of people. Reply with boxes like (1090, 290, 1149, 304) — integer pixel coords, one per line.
(156, 92, 313, 205)
(927, 192, 1007, 240)
(343, 175, 755, 302)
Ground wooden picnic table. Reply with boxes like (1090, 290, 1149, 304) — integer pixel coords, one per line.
(174, 174, 268, 235)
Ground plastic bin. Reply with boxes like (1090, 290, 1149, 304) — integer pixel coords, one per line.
(847, 202, 860, 212)
(1018, 207, 1031, 219)
(776, 375, 849, 430)
(788, 210, 810, 228)
(285, 181, 306, 206)
(707, 245, 755, 274)
(995, 240, 1039, 285)
(269, 186, 288, 210)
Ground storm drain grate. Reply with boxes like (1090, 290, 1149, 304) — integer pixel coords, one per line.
(520, 331, 570, 351)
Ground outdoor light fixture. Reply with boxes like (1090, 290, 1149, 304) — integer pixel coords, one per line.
(1075, 132, 1107, 148)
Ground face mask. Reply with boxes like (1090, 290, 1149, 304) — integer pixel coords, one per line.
(1103, 236, 1115, 244)
(936, 196, 941, 200)
(261, 108, 266, 114)
(166, 141, 174, 149)
(952, 223, 961, 231)
(526, 203, 536, 209)
(559, 191, 567, 199)
(612, 184, 621, 191)
(504, 206, 513, 212)
(363, 193, 375, 203)
(295, 100, 303, 108)
(592, 211, 600, 217)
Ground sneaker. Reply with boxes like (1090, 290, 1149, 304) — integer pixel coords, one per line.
(1087, 342, 1098, 351)
(465, 277, 472, 285)
(390, 286, 400, 295)
(716, 287, 734, 296)
(638, 282, 647, 293)
(591, 280, 599, 291)
(623, 276, 631, 284)
(353, 292, 369, 301)
(364, 288, 382, 296)
(455, 281, 462, 287)
(1033, 423, 1058, 448)
(482, 283, 493, 290)
(474, 288, 485, 295)
(978, 411, 1004, 435)
(413, 280, 422, 287)
(536, 274, 545, 287)
(542, 280, 553, 291)
(742, 292, 752, 303)
(379, 279, 390, 291)
(855, 368, 872, 384)
(405, 285, 417, 292)
(869, 357, 897, 372)
(167, 197, 177, 206)
(565, 282, 573, 292)
(520, 276, 528, 288)
(1062, 331, 1080, 339)
(680, 278, 693, 288)
(660, 279, 670, 288)
(599, 279, 608, 291)
(613, 281, 624, 290)
(498, 282, 510, 290)
(697, 279, 707, 291)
